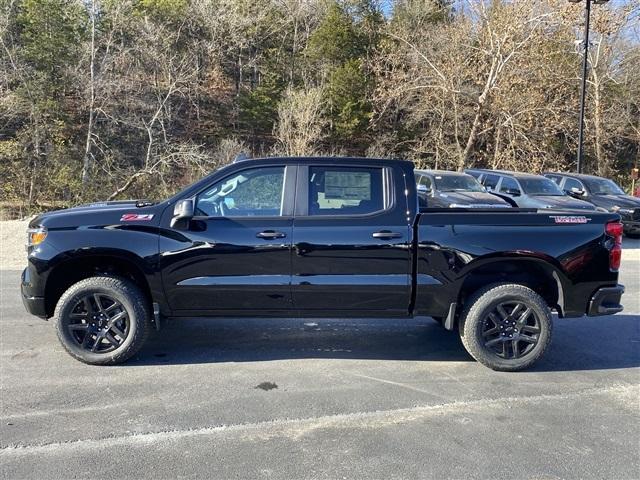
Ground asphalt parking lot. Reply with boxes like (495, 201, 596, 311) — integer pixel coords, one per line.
(0, 243, 638, 479)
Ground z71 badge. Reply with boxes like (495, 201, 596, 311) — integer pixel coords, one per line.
(549, 215, 591, 224)
(120, 213, 154, 222)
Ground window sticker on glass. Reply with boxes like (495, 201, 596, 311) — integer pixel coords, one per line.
(324, 171, 371, 200)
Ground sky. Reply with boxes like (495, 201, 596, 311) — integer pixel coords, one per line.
(378, 0, 638, 43)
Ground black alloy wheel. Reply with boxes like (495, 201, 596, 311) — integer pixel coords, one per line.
(481, 301, 541, 360)
(67, 293, 131, 353)
(54, 276, 151, 365)
(458, 283, 553, 371)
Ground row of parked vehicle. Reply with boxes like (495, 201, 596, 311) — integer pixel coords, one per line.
(415, 168, 640, 237)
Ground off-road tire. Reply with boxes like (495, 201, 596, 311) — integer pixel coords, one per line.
(54, 276, 151, 365)
(458, 283, 552, 371)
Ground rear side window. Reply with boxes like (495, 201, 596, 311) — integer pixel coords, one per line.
(499, 177, 520, 195)
(308, 166, 384, 216)
(483, 174, 499, 191)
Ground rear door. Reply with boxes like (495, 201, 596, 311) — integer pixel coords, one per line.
(291, 163, 412, 316)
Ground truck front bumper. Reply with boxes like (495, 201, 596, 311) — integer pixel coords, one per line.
(623, 220, 640, 235)
(21, 267, 47, 319)
(587, 285, 624, 316)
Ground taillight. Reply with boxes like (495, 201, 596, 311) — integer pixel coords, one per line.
(605, 221, 623, 271)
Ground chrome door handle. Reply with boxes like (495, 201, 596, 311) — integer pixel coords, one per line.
(256, 230, 286, 239)
(372, 231, 402, 239)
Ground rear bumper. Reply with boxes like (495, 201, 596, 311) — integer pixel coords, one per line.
(587, 285, 624, 316)
(21, 268, 47, 319)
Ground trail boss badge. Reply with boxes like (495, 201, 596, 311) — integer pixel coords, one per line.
(549, 215, 591, 224)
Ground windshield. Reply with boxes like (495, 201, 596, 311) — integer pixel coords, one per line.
(518, 177, 564, 196)
(584, 178, 625, 195)
(433, 174, 484, 192)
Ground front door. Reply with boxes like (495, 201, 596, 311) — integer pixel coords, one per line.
(160, 164, 296, 315)
(291, 164, 412, 316)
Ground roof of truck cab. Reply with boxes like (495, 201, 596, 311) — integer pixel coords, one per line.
(238, 156, 414, 166)
(415, 169, 471, 176)
(543, 172, 609, 181)
(466, 168, 546, 179)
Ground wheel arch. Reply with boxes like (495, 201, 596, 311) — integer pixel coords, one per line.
(456, 256, 567, 321)
(44, 253, 153, 318)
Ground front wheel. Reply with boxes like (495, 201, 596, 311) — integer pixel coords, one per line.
(458, 284, 552, 371)
(54, 276, 151, 365)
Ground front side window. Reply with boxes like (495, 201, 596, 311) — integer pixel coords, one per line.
(196, 166, 285, 217)
(564, 178, 585, 193)
(309, 166, 384, 216)
(419, 175, 432, 190)
(483, 174, 499, 190)
(499, 177, 521, 195)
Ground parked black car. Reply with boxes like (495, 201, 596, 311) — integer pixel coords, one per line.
(544, 172, 640, 237)
(415, 170, 511, 209)
(466, 169, 596, 211)
(22, 157, 625, 371)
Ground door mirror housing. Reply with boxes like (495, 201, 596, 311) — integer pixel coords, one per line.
(417, 184, 432, 195)
(170, 199, 194, 229)
(568, 187, 586, 198)
(504, 188, 521, 197)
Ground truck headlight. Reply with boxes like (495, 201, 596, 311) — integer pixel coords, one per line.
(612, 206, 634, 218)
(27, 226, 47, 248)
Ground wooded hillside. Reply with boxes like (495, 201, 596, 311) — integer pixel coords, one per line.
(1, 0, 638, 209)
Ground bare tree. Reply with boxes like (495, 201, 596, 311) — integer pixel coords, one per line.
(275, 86, 325, 156)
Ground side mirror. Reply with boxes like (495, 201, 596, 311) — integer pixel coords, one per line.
(417, 184, 433, 195)
(505, 188, 521, 197)
(568, 187, 586, 198)
(170, 199, 194, 229)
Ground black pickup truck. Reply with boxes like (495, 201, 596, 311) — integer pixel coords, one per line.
(21, 157, 625, 371)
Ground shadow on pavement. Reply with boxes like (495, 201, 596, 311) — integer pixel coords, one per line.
(129, 314, 640, 371)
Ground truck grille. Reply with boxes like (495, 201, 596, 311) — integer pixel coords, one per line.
(633, 208, 640, 221)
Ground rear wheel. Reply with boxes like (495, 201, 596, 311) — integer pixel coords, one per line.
(458, 284, 552, 371)
(54, 276, 151, 365)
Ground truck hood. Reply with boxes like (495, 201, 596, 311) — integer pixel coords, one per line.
(531, 195, 595, 211)
(29, 200, 163, 229)
(589, 194, 640, 210)
(435, 191, 510, 207)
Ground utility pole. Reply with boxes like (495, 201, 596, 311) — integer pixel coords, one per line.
(569, 0, 610, 173)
